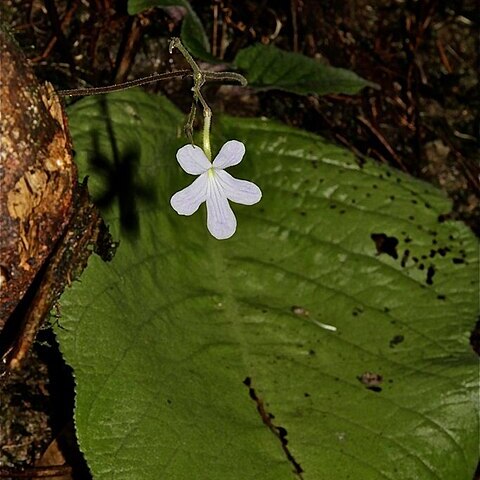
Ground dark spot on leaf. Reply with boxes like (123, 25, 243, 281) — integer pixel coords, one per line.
(425, 202, 431, 208)
(371, 233, 399, 259)
(408, 215, 415, 221)
(243, 379, 303, 475)
(339, 209, 345, 214)
(437, 294, 446, 300)
(390, 195, 395, 200)
(167, 399, 172, 405)
(429, 250, 436, 258)
(396, 178, 401, 183)
(437, 247, 448, 256)
(438, 214, 447, 223)
(330, 204, 337, 209)
(412, 256, 418, 263)
(366, 192, 371, 197)
(300, 211, 306, 216)
(304, 392, 310, 397)
(352, 306, 364, 317)
(404, 236, 412, 243)
(452, 258, 465, 264)
(449, 234, 455, 241)
(432, 239, 438, 245)
(469, 317, 480, 355)
(421, 255, 427, 260)
(357, 372, 383, 392)
(426, 265, 435, 285)
(389, 335, 404, 348)
(277, 427, 288, 441)
(311, 160, 318, 169)
(372, 184, 378, 189)
(459, 249, 466, 258)
(351, 199, 356, 204)
(386, 171, 391, 177)
(383, 307, 390, 313)
(419, 263, 425, 270)
(411, 199, 418, 204)
(353, 185, 358, 190)
(400, 249, 410, 267)
(379, 174, 384, 179)
(308, 349, 316, 356)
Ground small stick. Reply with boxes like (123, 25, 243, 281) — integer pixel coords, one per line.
(57, 70, 191, 96)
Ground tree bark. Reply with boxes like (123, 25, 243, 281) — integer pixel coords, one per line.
(0, 25, 77, 325)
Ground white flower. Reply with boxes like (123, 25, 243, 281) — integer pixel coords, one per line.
(170, 140, 262, 240)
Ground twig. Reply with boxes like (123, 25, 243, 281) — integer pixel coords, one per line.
(57, 70, 191, 96)
(291, 0, 299, 52)
(43, 0, 75, 76)
(357, 115, 408, 171)
(0, 466, 72, 478)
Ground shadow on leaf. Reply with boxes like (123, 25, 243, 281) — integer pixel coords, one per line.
(87, 97, 156, 238)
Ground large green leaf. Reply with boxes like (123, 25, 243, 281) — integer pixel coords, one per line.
(128, 0, 215, 62)
(58, 90, 478, 479)
(234, 44, 378, 95)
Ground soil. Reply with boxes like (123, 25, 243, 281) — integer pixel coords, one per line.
(0, 0, 478, 478)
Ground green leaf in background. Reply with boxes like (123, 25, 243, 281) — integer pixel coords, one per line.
(58, 90, 478, 479)
(234, 43, 378, 95)
(127, 0, 215, 62)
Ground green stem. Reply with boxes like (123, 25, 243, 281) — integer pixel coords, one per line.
(204, 71, 248, 86)
(203, 106, 212, 161)
(169, 37, 248, 161)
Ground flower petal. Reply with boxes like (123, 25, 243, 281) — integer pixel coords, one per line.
(176, 144, 211, 175)
(212, 140, 245, 169)
(215, 170, 262, 205)
(206, 183, 237, 240)
(170, 173, 208, 215)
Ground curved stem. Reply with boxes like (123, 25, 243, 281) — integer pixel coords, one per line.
(204, 71, 247, 86)
(170, 37, 215, 160)
(57, 70, 191, 96)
